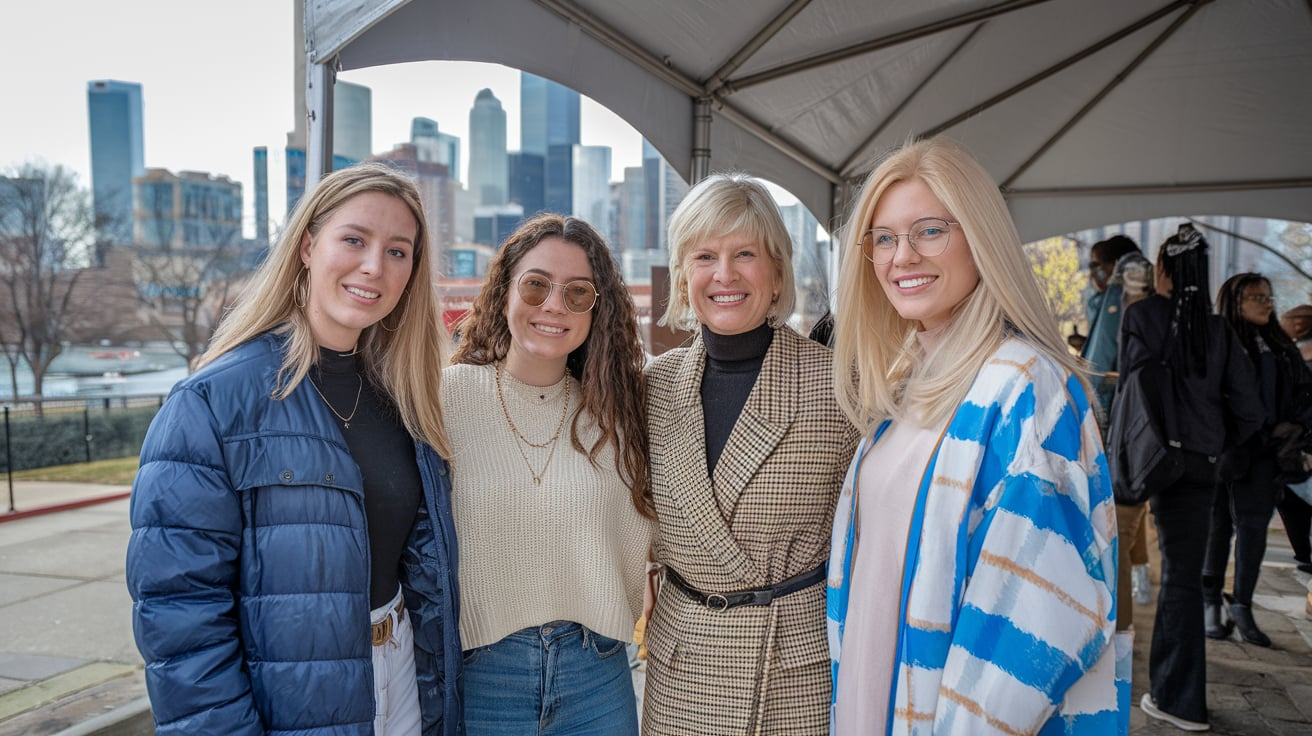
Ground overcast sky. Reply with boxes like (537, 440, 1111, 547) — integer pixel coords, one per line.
(0, 0, 650, 236)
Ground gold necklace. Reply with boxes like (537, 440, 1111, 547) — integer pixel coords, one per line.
(496, 364, 570, 447)
(308, 373, 363, 429)
(496, 364, 570, 484)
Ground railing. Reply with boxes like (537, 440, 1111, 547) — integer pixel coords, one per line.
(2, 394, 167, 512)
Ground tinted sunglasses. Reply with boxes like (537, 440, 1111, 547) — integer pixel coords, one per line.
(516, 272, 598, 314)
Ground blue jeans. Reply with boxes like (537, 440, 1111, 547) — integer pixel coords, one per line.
(462, 622, 638, 735)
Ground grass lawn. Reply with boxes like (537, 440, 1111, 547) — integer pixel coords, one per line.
(9, 457, 139, 486)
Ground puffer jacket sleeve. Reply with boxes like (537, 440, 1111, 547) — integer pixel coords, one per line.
(126, 385, 264, 736)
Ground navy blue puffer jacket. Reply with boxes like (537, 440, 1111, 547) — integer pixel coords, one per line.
(127, 333, 463, 735)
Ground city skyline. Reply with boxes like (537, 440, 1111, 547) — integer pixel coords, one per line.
(1, 0, 666, 240)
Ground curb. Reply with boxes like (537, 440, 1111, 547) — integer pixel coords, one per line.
(51, 697, 152, 736)
(0, 492, 131, 524)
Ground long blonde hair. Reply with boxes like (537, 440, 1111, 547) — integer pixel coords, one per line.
(833, 137, 1087, 432)
(200, 162, 451, 456)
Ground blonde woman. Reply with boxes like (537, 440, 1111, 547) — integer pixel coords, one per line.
(643, 173, 859, 734)
(827, 138, 1121, 734)
(127, 162, 461, 735)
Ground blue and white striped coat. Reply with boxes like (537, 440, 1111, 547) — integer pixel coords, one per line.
(827, 337, 1126, 735)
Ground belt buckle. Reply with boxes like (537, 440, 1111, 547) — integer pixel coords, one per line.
(705, 593, 730, 612)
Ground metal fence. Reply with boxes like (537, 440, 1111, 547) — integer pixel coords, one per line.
(1, 394, 166, 476)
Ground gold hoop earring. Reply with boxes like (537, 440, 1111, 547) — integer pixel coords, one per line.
(294, 267, 308, 309)
(379, 291, 408, 332)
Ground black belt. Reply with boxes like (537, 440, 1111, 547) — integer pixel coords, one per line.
(663, 564, 826, 613)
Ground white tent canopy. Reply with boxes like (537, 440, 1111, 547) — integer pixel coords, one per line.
(303, 0, 1312, 241)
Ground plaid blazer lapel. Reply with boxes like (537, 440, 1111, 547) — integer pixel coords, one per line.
(660, 333, 759, 584)
(710, 326, 797, 530)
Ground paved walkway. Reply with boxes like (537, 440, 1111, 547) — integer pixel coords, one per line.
(1, 482, 1310, 734)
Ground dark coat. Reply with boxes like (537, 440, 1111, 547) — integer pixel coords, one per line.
(127, 332, 462, 736)
(1118, 294, 1261, 457)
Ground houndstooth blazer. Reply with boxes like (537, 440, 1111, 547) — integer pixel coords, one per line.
(642, 325, 860, 735)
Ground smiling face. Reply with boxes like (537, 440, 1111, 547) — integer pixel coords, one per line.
(1240, 281, 1274, 326)
(503, 237, 594, 384)
(299, 191, 417, 351)
(684, 230, 781, 336)
(869, 178, 979, 331)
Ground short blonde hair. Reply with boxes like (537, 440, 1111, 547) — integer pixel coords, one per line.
(200, 161, 451, 455)
(660, 173, 796, 331)
(833, 137, 1087, 432)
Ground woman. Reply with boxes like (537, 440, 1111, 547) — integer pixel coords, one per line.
(642, 173, 859, 735)
(1205, 273, 1312, 645)
(827, 138, 1120, 734)
(127, 162, 462, 735)
(443, 214, 653, 735)
(1278, 304, 1312, 572)
(1120, 226, 1259, 730)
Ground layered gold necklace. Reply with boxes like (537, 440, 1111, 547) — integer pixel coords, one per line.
(495, 363, 570, 485)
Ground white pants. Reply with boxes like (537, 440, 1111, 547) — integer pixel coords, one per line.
(371, 589, 422, 736)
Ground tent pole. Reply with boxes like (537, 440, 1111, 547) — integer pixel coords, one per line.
(306, 56, 334, 190)
(691, 98, 712, 184)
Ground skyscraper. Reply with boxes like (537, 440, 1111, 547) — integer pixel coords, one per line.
(411, 117, 462, 184)
(572, 145, 612, 242)
(87, 80, 145, 243)
(521, 73, 580, 216)
(333, 81, 373, 164)
(508, 152, 545, 217)
(468, 89, 508, 206)
(642, 139, 688, 252)
(253, 147, 269, 246)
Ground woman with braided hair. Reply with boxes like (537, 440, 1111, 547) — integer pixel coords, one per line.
(1119, 224, 1261, 731)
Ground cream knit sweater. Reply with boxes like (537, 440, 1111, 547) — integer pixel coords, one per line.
(441, 362, 654, 649)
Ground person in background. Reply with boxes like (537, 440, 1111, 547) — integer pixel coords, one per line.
(1278, 303, 1312, 572)
(642, 173, 858, 735)
(1120, 225, 1260, 731)
(1082, 235, 1158, 630)
(443, 213, 653, 735)
(127, 162, 462, 735)
(827, 137, 1120, 734)
(1206, 273, 1312, 645)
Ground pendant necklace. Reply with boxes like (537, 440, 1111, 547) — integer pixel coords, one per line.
(496, 363, 570, 485)
(308, 373, 363, 429)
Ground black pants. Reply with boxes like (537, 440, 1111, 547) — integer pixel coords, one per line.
(1203, 453, 1279, 606)
(1277, 488, 1312, 563)
(1148, 454, 1217, 725)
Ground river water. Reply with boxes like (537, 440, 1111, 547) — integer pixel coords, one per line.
(0, 345, 190, 400)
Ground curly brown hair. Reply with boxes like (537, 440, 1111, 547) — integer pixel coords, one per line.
(453, 213, 652, 517)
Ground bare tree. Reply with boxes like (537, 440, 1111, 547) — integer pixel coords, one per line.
(0, 163, 104, 396)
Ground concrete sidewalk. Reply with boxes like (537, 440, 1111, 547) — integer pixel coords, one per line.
(1, 482, 1310, 734)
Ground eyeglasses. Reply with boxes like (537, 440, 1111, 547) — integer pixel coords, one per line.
(861, 218, 959, 264)
(1243, 294, 1274, 304)
(516, 272, 598, 313)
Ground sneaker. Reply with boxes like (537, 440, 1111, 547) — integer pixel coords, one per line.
(1131, 563, 1152, 605)
(1140, 693, 1209, 731)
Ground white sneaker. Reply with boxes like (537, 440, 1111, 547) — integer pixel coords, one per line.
(1131, 564, 1152, 605)
(1140, 693, 1209, 731)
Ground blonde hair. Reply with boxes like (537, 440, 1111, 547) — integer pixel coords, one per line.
(199, 161, 451, 456)
(833, 137, 1087, 432)
(660, 173, 796, 331)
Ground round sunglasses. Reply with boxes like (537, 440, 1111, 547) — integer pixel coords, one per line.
(516, 272, 598, 314)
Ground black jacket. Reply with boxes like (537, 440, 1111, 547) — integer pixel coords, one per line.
(1118, 295, 1262, 457)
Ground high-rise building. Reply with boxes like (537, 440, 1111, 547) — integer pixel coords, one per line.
(572, 145, 612, 242)
(779, 201, 825, 324)
(134, 169, 242, 250)
(521, 73, 580, 216)
(333, 81, 373, 164)
(411, 117, 461, 184)
(253, 147, 269, 246)
(468, 89, 508, 206)
(473, 204, 524, 248)
(619, 166, 646, 255)
(87, 80, 145, 243)
(520, 73, 580, 157)
(508, 152, 545, 217)
(642, 139, 689, 252)
(373, 143, 455, 259)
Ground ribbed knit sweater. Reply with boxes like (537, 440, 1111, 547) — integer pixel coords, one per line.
(441, 362, 654, 649)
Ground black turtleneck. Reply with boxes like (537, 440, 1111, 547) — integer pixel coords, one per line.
(313, 347, 422, 610)
(700, 322, 774, 475)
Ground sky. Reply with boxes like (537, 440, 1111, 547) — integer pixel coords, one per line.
(0, 0, 655, 238)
